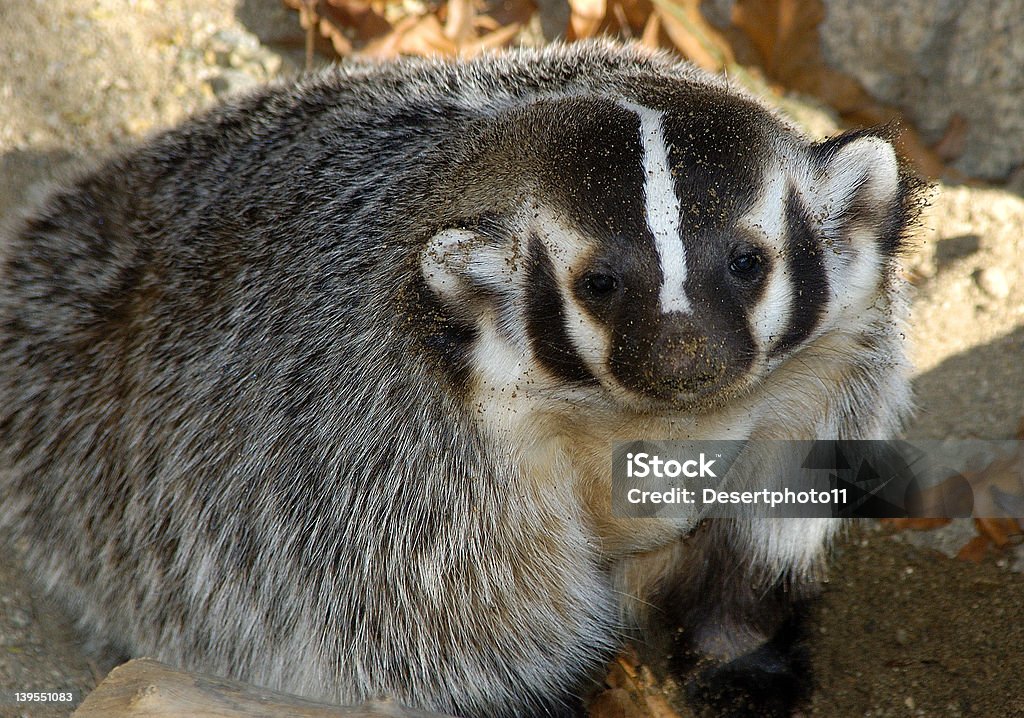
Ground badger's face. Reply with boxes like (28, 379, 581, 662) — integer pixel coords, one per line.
(421, 89, 914, 413)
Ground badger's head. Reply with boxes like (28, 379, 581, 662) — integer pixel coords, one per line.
(419, 84, 920, 414)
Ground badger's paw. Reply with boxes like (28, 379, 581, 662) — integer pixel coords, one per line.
(674, 611, 812, 718)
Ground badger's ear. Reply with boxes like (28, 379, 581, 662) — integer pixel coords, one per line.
(420, 227, 516, 311)
(812, 132, 904, 253)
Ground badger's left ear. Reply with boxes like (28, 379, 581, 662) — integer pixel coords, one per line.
(811, 131, 906, 254)
(420, 226, 515, 317)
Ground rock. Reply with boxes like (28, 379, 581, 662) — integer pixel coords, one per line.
(1007, 164, 1024, 196)
(1012, 544, 1024, 574)
(975, 267, 1011, 299)
(8, 608, 31, 629)
(818, 0, 1024, 182)
(700, 0, 1024, 183)
(208, 69, 259, 97)
(892, 518, 977, 559)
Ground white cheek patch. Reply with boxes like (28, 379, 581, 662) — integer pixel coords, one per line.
(739, 168, 792, 351)
(621, 101, 690, 315)
(824, 228, 883, 320)
(809, 137, 900, 326)
(472, 319, 532, 394)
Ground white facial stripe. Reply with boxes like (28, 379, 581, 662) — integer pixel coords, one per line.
(530, 209, 610, 381)
(622, 101, 690, 314)
(739, 169, 792, 350)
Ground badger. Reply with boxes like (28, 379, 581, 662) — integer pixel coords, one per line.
(0, 41, 919, 717)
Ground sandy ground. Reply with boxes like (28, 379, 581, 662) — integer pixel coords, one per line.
(1, 1, 1023, 717)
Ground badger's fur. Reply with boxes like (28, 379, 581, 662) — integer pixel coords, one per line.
(0, 41, 919, 717)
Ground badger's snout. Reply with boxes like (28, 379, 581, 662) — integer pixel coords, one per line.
(655, 325, 729, 394)
(610, 317, 738, 403)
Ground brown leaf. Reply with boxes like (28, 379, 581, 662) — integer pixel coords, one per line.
(325, 0, 391, 39)
(589, 650, 684, 718)
(612, 0, 656, 36)
(611, 2, 633, 38)
(956, 534, 992, 562)
(444, 0, 477, 44)
(731, 0, 823, 87)
(905, 471, 975, 519)
(640, 10, 661, 48)
(482, 0, 536, 29)
(880, 518, 953, 532)
(961, 449, 1024, 520)
(974, 517, 1023, 549)
(649, 0, 733, 72)
(589, 688, 647, 718)
(569, 0, 607, 39)
(933, 113, 969, 162)
(317, 7, 357, 55)
(359, 14, 455, 57)
(461, 22, 522, 54)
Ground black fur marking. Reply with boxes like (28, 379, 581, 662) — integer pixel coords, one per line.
(525, 235, 597, 385)
(682, 608, 812, 718)
(405, 272, 479, 393)
(770, 189, 829, 357)
(660, 88, 769, 234)
(530, 98, 649, 244)
(660, 522, 815, 718)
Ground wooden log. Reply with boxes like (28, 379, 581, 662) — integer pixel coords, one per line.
(72, 658, 459, 718)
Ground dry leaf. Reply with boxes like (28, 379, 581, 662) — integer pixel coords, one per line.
(589, 650, 684, 718)
(974, 517, 1023, 548)
(611, 3, 633, 37)
(956, 534, 992, 562)
(640, 11, 661, 48)
(614, 0, 656, 36)
(650, 0, 732, 71)
(933, 113, 969, 162)
(961, 450, 1024, 520)
(467, 22, 522, 51)
(589, 688, 644, 718)
(732, 0, 823, 86)
(360, 14, 448, 57)
(444, 0, 477, 43)
(880, 518, 953, 532)
(484, 0, 536, 31)
(569, 0, 608, 39)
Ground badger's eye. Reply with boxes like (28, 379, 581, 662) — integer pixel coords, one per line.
(582, 272, 619, 298)
(729, 252, 762, 277)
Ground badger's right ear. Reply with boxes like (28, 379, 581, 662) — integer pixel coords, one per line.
(420, 227, 516, 312)
(811, 131, 906, 254)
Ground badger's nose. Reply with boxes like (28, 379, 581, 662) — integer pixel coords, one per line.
(656, 328, 726, 392)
